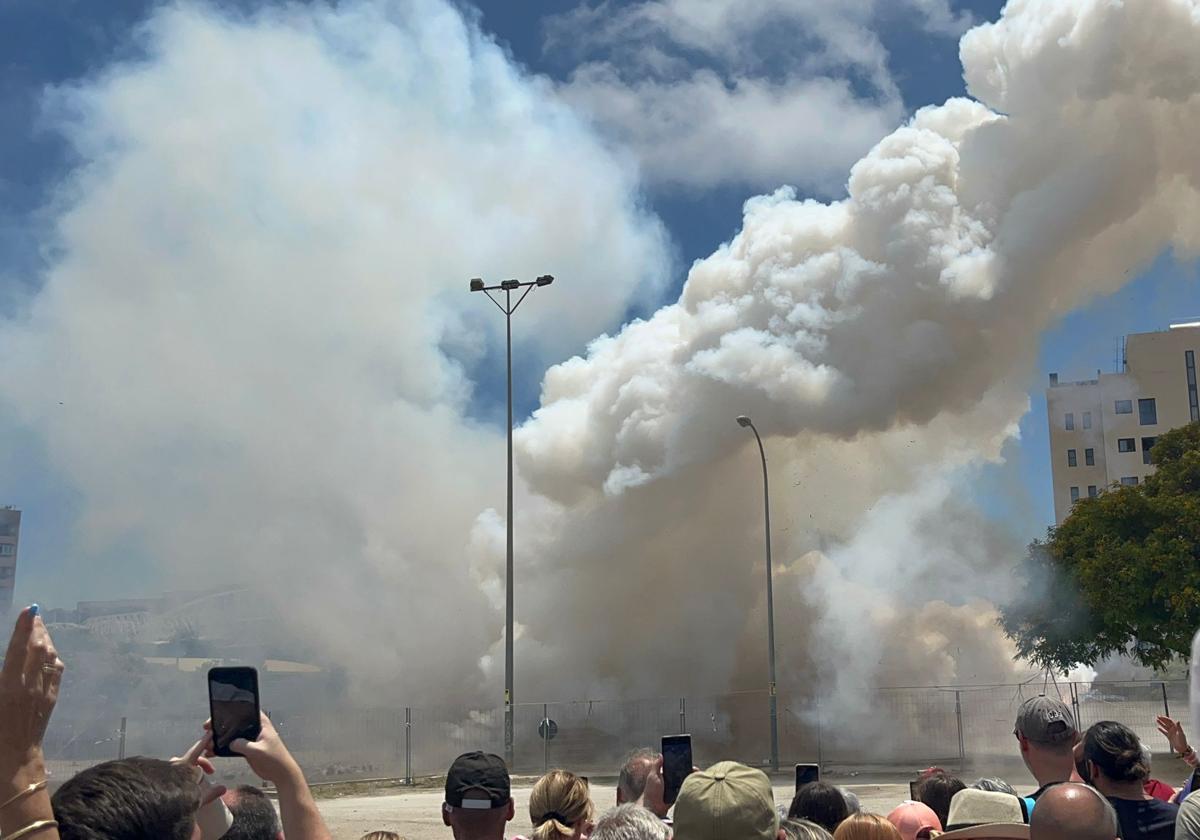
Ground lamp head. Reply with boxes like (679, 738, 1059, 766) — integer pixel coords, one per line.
(736, 415, 752, 428)
(536, 274, 554, 287)
(469, 278, 485, 292)
(501, 279, 521, 290)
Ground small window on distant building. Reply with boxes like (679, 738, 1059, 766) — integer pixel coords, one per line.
(1142, 437, 1156, 465)
(1070, 486, 1080, 503)
(1065, 412, 1075, 431)
(0, 545, 13, 557)
(1067, 449, 1077, 467)
(1187, 351, 1198, 422)
(0, 567, 12, 580)
(1115, 400, 1133, 414)
(1118, 438, 1135, 453)
(1088, 485, 1098, 498)
(1138, 398, 1157, 425)
(1120, 476, 1139, 486)
(1082, 411, 1093, 429)
(1085, 448, 1095, 466)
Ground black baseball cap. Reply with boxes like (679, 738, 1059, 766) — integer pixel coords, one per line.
(445, 751, 510, 809)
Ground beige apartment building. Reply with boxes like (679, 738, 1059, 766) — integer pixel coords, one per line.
(1046, 324, 1200, 524)
(0, 508, 19, 613)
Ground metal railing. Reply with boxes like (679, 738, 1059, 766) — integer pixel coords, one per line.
(41, 679, 1189, 783)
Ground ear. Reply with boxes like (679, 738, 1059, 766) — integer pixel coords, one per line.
(442, 804, 452, 827)
(1017, 734, 1030, 754)
(616, 790, 627, 805)
(507, 798, 516, 821)
(777, 830, 787, 840)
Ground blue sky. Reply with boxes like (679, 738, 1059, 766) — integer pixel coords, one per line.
(3, 0, 1199, 605)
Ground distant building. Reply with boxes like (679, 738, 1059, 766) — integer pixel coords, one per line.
(0, 508, 19, 613)
(1046, 323, 1200, 524)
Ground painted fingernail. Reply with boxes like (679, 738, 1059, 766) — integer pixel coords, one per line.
(29, 604, 40, 617)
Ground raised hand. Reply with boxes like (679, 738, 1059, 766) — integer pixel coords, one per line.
(0, 607, 64, 777)
(1156, 715, 1191, 755)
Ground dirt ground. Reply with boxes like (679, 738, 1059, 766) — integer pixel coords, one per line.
(315, 781, 919, 840)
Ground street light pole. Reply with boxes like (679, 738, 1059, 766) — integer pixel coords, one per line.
(737, 415, 779, 772)
(470, 274, 554, 770)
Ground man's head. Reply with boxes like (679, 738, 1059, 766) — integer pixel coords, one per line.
(937, 789, 1028, 838)
(787, 781, 849, 833)
(673, 761, 784, 840)
(442, 751, 514, 840)
(1081, 720, 1150, 789)
(221, 786, 282, 840)
(590, 803, 670, 840)
(1029, 782, 1118, 840)
(914, 772, 966, 830)
(52, 757, 203, 840)
(1014, 696, 1078, 774)
(617, 748, 659, 805)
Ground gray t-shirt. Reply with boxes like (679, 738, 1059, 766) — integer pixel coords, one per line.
(1177, 793, 1200, 840)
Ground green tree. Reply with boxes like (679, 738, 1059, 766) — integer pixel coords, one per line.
(1001, 421, 1200, 671)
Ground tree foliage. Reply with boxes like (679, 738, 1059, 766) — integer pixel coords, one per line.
(1001, 421, 1200, 671)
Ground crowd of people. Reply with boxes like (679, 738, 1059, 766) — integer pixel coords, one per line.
(2, 606, 1199, 840)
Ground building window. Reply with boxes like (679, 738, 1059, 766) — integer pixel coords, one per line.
(1088, 485, 1098, 498)
(1115, 400, 1133, 414)
(1120, 476, 1139, 486)
(1142, 436, 1157, 465)
(0, 545, 13, 557)
(1067, 449, 1077, 467)
(0, 567, 11, 580)
(1065, 412, 1075, 431)
(1138, 398, 1157, 425)
(1118, 438, 1135, 453)
(1188, 351, 1199, 422)
(1082, 411, 1093, 429)
(1070, 486, 1080, 503)
(1085, 448, 1095, 466)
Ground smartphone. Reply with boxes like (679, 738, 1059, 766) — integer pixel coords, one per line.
(208, 666, 262, 758)
(795, 763, 820, 790)
(909, 780, 921, 801)
(1190, 767, 1200, 800)
(662, 734, 693, 806)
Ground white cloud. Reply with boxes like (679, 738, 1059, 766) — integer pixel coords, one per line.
(546, 0, 974, 191)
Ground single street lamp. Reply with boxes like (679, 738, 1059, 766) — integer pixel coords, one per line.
(737, 414, 779, 772)
(470, 274, 554, 769)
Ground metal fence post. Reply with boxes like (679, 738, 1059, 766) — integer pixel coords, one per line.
(679, 698, 686, 734)
(815, 696, 824, 768)
(954, 691, 965, 767)
(405, 707, 412, 785)
(1070, 682, 1081, 728)
(118, 717, 127, 760)
(1161, 682, 1170, 718)
(542, 703, 549, 774)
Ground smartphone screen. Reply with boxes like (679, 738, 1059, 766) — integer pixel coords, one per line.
(909, 780, 921, 801)
(795, 763, 820, 790)
(208, 666, 262, 757)
(662, 734, 693, 806)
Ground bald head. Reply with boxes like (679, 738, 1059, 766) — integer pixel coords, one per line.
(1030, 783, 1117, 840)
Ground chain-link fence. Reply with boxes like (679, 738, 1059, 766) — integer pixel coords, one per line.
(42, 680, 1189, 784)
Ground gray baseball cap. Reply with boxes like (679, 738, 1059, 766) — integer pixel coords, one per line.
(1015, 695, 1077, 744)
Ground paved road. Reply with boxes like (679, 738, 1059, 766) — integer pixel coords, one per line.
(317, 782, 916, 840)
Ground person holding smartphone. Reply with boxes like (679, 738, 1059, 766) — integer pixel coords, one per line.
(202, 713, 332, 840)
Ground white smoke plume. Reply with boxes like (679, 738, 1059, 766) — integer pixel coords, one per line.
(1, 0, 1199, 728)
(0, 0, 670, 706)
(507, 0, 1200, 705)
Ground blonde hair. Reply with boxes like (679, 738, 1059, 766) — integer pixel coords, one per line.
(360, 833, 404, 840)
(833, 813, 903, 840)
(529, 770, 595, 840)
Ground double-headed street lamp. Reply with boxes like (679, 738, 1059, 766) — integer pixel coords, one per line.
(737, 415, 779, 772)
(470, 274, 554, 769)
